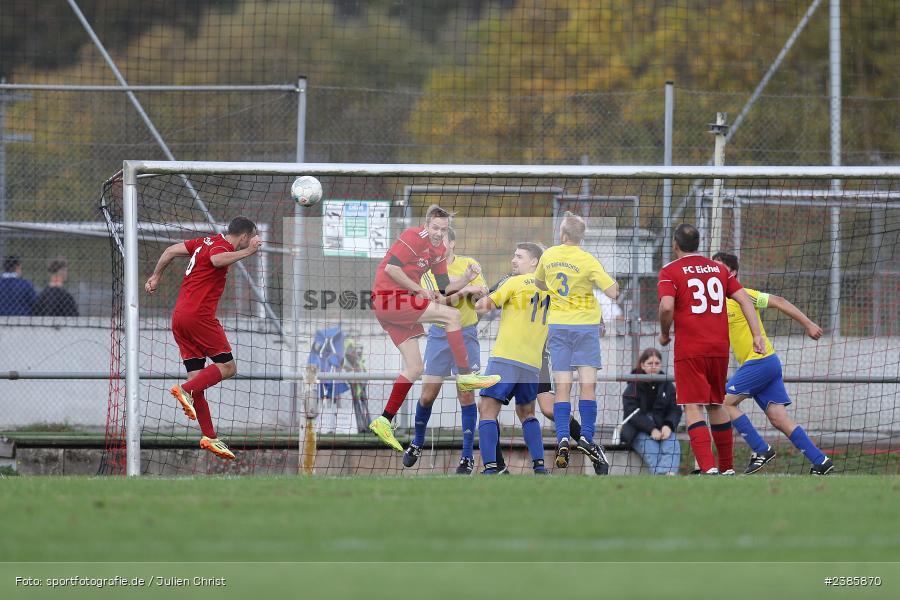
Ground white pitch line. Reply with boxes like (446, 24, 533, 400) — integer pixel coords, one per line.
(328, 533, 900, 553)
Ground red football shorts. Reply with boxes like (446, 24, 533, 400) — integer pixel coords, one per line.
(674, 356, 729, 405)
(371, 291, 431, 346)
(171, 312, 232, 360)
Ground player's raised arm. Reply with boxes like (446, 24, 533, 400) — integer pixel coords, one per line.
(209, 235, 262, 268)
(145, 242, 190, 294)
(767, 294, 824, 340)
(384, 261, 436, 299)
(441, 260, 480, 296)
(474, 295, 497, 315)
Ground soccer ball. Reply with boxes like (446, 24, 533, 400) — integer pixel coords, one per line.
(291, 176, 323, 207)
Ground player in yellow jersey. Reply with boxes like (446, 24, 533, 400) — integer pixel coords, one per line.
(402, 228, 489, 474)
(535, 212, 619, 473)
(475, 242, 551, 474)
(712, 253, 834, 475)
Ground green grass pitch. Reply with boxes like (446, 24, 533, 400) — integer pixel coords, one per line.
(2, 476, 899, 599)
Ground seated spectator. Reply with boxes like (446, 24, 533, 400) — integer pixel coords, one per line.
(0, 255, 37, 316)
(33, 258, 80, 317)
(621, 347, 681, 475)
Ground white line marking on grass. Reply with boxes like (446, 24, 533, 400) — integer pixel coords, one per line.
(328, 533, 900, 553)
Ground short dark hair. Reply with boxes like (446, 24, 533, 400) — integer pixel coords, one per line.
(227, 216, 257, 237)
(516, 242, 544, 261)
(673, 223, 700, 253)
(3, 256, 21, 272)
(711, 251, 739, 273)
(425, 204, 453, 222)
(47, 258, 68, 274)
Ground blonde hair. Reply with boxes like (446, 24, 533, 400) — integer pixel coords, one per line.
(425, 204, 454, 223)
(560, 211, 586, 244)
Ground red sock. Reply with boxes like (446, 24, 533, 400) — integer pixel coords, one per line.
(192, 391, 217, 438)
(688, 421, 716, 472)
(711, 422, 734, 472)
(182, 364, 223, 395)
(382, 376, 413, 420)
(445, 329, 472, 374)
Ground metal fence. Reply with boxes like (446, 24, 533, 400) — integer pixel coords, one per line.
(2, 80, 900, 430)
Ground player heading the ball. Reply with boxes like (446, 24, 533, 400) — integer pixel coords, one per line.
(657, 224, 763, 475)
(144, 216, 263, 461)
(368, 205, 500, 452)
(401, 227, 488, 474)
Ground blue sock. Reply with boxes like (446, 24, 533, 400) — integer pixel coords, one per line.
(553, 402, 571, 442)
(522, 417, 545, 462)
(789, 426, 826, 466)
(578, 399, 597, 442)
(412, 401, 432, 447)
(733, 414, 769, 454)
(460, 404, 477, 459)
(478, 420, 499, 465)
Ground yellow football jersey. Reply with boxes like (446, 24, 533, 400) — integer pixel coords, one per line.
(421, 254, 486, 328)
(488, 274, 550, 370)
(725, 287, 776, 365)
(534, 244, 616, 325)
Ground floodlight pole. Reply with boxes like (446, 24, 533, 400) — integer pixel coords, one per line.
(708, 113, 728, 255)
(662, 81, 674, 265)
(0, 80, 32, 261)
(67, 0, 284, 338)
(660, 0, 824, 249)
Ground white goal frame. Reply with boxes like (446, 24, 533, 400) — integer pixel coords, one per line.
(120, 161, 900, 476)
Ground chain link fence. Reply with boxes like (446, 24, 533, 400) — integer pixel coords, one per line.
(1, 0, 898, 433)
(1, 82, 899, 430)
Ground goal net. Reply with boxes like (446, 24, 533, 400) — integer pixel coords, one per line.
(101, 162, 900, 476)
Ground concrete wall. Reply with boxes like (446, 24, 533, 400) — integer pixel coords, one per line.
(2, 319, 898, 443)
(10, 445, 649, 476)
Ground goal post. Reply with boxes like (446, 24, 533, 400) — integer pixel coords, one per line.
(110, 161, 900, 477)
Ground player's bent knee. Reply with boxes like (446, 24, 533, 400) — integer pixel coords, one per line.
(516, 404, 535, 421)
(419, 381, 442, 406)
(444, 312, 462, 330)
(724, 394, 742, 407)
(403, 365, 424, 382)
(683, 404, 703, 421)
(478, 395, 500, 412)
(766, 406, 793, 432)
(212, 355, 237, 379)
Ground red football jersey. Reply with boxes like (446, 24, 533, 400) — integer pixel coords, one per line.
(174, 234, 234, 317)
(657, 254, 743, 360)
(372, 227, 448, 293)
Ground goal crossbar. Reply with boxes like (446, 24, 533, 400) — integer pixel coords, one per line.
(123, 161, 900, 181)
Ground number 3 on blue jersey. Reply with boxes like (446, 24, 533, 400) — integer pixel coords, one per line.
(530, 292, 550, 325)
(555, 272, 569, 296)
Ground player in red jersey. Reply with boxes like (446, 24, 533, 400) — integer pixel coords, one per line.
(657, 224, 763, 474)
(144, 216, 262, 460)
(368, 204, 500, 451)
